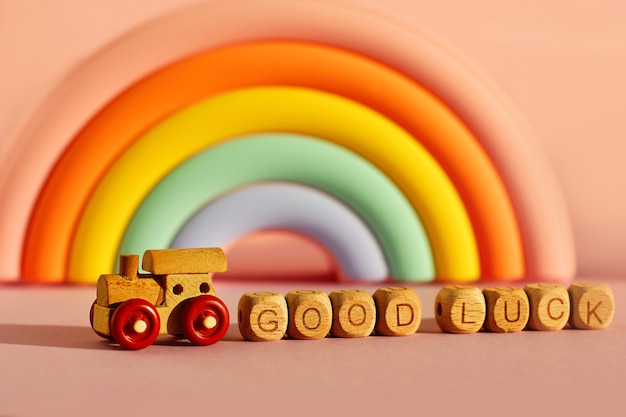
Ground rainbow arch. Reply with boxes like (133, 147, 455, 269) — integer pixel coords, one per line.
(67, 86, 480, 282)
(0, 0, 575, 283)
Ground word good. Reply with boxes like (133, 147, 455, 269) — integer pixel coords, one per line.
(436, 282, 614, 333)
(238, 287, 421, 341)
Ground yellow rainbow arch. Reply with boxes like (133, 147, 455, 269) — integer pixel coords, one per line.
(118, 133, 436, 282)
(68, 87, 479, 283)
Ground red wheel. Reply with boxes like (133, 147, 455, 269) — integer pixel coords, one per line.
(110, 299, 160, 350)
(90, 300, 113, 340)
(181, 295, 229, 345)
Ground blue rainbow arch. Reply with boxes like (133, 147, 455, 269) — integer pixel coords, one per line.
(172, 181, 388, 281)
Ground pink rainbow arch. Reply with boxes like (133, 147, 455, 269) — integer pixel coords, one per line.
(24, 42, 518, 282)
(0, 0, 574, 281)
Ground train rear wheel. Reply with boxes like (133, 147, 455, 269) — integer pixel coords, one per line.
(181, 295, 229, 345)
(110, 299, 160, 350)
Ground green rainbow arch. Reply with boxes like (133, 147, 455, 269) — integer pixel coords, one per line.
(120, 134, 434, 282)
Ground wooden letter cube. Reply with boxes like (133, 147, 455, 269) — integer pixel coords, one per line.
(524, 283, 570, 331)
(483, 287, 530, 333)
(285, 290, 332, 340)
(329, 290, 376, 338)
(568, 282, 614, 330)
(435, 285, 485, 334)
(238, 292, 288, 341)
(372, 287, 421, 336)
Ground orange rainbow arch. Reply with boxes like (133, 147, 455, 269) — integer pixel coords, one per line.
(0, 0, 574, 282)
(23, 41, 520, 282)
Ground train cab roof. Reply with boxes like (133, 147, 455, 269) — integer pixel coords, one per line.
(141, 247, 227, 275)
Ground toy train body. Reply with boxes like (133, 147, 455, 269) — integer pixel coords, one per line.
(90, 248, 230, 350)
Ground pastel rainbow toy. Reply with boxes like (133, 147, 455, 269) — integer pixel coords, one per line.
(0, 0, 575, 283)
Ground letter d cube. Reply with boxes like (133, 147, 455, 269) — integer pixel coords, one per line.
(238, 292, 288, 341)
(373, 287, 421, 336)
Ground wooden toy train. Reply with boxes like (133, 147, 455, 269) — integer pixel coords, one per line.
(89, 247, 229, 350)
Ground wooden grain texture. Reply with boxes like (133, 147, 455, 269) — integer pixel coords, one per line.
(142, 247, 227, 274)
(435, 285, 485, 334)
(525, 283, 570, 331)
(118, 254, 139, 279)
(329, 290, 376, 338)
(372, 287, 421, 336)
(238, 291, 288, 341)
(160, 273, 216, 334)
(483, 287, 529, 332)
(285, 290, 332, 340)
(568, 282, 614, 329)
(96, 274, 163, 307)
(91, 302, 112, 336)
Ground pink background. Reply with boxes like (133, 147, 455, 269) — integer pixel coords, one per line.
(1, 0, 625, 279)
(1, 2, 625, 414)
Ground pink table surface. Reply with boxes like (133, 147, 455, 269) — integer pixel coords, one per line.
(1, 279, 623, 416)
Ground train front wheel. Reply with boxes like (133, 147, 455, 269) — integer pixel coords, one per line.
(181, 295, 229, 345)
(110, 299, 161, 350)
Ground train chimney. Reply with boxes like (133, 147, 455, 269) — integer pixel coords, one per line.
(118, 254, 139, 280)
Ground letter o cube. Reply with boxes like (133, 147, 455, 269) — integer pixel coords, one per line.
(483, 287, 529, 333)
(373, 287, 421, 336)
(524, 283, 570, 331)
(435, 285, 485, 334)
(285, 290, 332, 340)
(238, 292, 288, 341)
(568, 282, 614, 330)
(329, 290, 376, 338)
